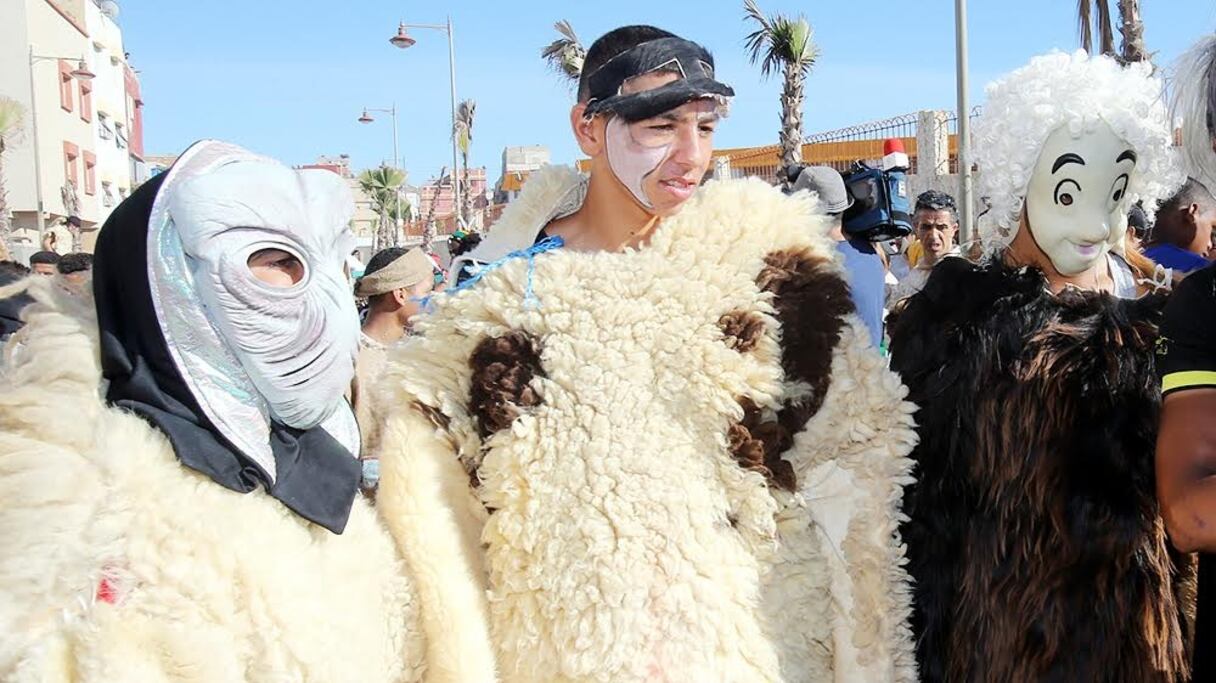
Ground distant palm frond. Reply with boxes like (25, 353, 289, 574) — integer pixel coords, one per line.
(743, 0, 818, 79)
(1077, 0, 1116, 56)
(453, 99, 476, 155)
(0, 98, 26, 153)
(541, 19, 585, 81)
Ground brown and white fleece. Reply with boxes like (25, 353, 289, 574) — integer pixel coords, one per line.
(372, 165, 919, 682)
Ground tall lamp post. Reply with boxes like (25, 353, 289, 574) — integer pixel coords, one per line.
(390, 17, 462, 228)
(954, 0, 974, 243)
(357, 104, 400, 170)
(358, 104, 404, 248)
(28, 48, 95, 235)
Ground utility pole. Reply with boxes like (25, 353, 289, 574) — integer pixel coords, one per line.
(955, 0, 974, 243)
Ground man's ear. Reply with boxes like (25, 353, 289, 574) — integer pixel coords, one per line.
(571, 103, 605, 157)
(392, 287, 409, 307)
(1188, 203, 1202, 223)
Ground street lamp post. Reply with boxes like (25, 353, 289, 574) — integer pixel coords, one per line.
(27, 47, 95, 235)
(358, 104, 399, 170)
(954, 0, 974, 243)
(390, 17, 462, 229)
(358, 104, 404, 248)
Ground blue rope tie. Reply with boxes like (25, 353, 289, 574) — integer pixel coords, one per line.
(425, 235, 565, 310)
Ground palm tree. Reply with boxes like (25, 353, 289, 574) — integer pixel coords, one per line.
(1116, 0, 1149, 64)
(419, 167, 447, 255)
(0, 97, 26, 258)
(453, 99, 477, 228)
(743, 0, 818, 184)
(541, 20, 585, 82)
(358, 165, 408, 252)
(1077, 0, 1149, 64)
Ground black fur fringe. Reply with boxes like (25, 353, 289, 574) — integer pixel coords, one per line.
(888, 257, 1194, 682)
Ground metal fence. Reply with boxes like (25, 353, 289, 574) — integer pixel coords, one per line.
(719, 108, 985, 183)
(720, 111, 924, 184)
(804, 112, 921, 174)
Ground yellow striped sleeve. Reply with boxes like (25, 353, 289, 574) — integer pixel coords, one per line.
(1162, 370, 1216, 393)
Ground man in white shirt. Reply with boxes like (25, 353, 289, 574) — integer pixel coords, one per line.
(888, 189, 959, 305)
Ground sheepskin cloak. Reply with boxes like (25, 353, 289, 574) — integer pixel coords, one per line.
(888, 257, 1195, 682)
(0, 279, 486, 682)
(373, 166, 919, 682)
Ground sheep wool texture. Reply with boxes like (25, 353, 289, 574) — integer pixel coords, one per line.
(0, 275, 492, 682)
(888, 257, 1196, 682)
(373, 165, 920, 682)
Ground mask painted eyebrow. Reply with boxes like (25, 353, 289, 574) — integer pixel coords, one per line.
(1052, 153, 1086, 173)
(1116, 149, 1137, 164)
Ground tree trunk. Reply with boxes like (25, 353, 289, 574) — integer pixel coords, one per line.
(60, 182, 81, 252)
(1118, 0, 1149, 64)
(460, 152, 474, 230)
(421, 220, 436, 255)
(778, 61, 806, 187)
(0, 145, 11, 260)
(374, 203, 388, 253)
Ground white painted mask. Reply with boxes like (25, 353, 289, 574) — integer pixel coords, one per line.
(147, 141, 361, 480)
(1024, 120, 1138, 275)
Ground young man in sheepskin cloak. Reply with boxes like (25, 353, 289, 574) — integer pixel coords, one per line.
(888, 52, 1195, 682)
(0, 140, 488, 682)
(370, 25, 918, 682)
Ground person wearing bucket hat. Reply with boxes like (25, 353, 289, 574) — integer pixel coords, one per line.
(0, 140, 489, 682)
(372, 24, 918, 682)
(352, 246, 435, 472)
(792, 165, 886, 348)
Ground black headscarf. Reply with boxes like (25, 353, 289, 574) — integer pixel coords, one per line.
(0, 270, 33, 340)
(93, 172, 360, 534)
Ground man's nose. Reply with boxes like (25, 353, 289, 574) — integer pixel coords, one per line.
(669, 124, 706, 167)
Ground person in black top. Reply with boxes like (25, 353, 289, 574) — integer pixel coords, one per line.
(1157, 262, 1216, 681)
(1157, 32, 1216, 681)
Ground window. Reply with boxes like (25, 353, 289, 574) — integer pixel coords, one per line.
(101, 181, 115, 207)
(63, 141, 79, 187)
(98, 113, 113, 140)
(79, 80, 92, 123)
(58, 60, 74, 112)
(115, 120, 127, 149)
(83, 151, 97, 196)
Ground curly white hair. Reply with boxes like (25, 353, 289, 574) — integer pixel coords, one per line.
(1171, 35, 1216, 193)
(973, 50, 1181, 248)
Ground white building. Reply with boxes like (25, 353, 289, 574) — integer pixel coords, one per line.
(496, 145, 550, 203)
(0, 0, 144, 259)
(84, 0, 132, 227)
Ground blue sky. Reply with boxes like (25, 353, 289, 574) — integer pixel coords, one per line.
(122, 1, 1216, 186)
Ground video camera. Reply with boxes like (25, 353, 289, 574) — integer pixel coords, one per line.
(840, 161, 913, 243)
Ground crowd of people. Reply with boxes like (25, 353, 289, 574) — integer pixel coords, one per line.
(2, 21, 1216, 683)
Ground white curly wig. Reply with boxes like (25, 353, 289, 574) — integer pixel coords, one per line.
(973, 50, 1181, 249)
(1171, 34, 1216, 192)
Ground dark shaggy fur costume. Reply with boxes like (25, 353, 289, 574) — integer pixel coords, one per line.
(888, 257, 1195, 683)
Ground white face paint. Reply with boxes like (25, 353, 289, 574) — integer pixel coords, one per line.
(1025, 120, 1138, 275)
(604, 115, 672, 210)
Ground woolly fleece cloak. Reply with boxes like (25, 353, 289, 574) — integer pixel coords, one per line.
(373, 166, 919, 682)
(888, 257, 1195, 682)
(0, 278, 487, 682)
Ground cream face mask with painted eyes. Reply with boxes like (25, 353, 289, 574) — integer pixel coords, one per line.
(1024, 120, 1138, 276)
